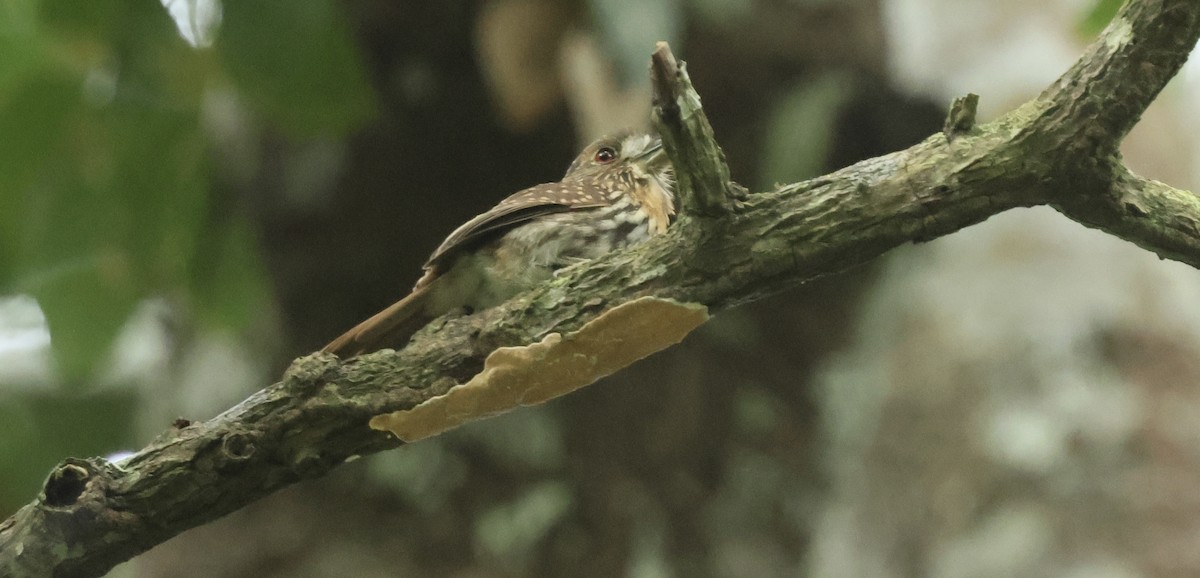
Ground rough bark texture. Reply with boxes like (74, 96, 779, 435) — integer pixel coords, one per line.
(2, 0, 1199, 576)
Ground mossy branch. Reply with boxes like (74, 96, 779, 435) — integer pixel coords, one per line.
(3, 0, 1199, 575)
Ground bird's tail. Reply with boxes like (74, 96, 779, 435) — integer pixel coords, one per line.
(322, 279, 439, 358)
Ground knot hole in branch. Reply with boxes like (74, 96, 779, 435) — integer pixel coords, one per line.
(43, 462, 91, 507)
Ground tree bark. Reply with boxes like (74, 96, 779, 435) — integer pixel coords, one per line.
(2, 0, 1198, 575)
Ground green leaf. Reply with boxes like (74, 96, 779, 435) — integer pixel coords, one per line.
(8, 111, 136, 378)
(38, 0, 121, 38)
(12, 106, 211, 380)
(106, 105, 209, 287)
(218, 0, 376, 135)
(0, 75, 78, 198)
(759, 72, 853, 188)
(4, 43, 212, 379)
(0, 0, 46, 94)
(0, 74, 80, 287)
(190, 216, 272, 332)
(28, 254, 139, 382)
(0, 391, 139, 516)
(1078, 0, 1123, 37)
(0, 399, 40, 514)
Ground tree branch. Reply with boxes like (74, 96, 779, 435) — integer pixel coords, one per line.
(649, 42, 735, 216)
(4, 0, 1200, 575)
(1058, 166, 1200, 266)
(1040, 0, 1200, 144)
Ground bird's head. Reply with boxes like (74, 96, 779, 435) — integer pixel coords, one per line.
(561, 130, 675, 232)
(565, 131, 673, 185)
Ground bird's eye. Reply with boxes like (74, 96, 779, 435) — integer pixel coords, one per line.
(594, 146, 617, 163)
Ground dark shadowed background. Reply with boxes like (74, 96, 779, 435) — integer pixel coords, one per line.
(5, 0, 1200, 576)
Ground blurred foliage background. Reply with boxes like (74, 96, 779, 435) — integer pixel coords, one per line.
(2, 0, 1199, 576)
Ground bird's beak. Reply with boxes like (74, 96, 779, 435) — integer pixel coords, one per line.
(634, 140, 669, 171)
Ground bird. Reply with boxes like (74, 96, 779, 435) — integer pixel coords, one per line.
(323, 131, 676, 357)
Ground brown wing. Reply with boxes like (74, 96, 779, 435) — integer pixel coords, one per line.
(324, 180, 610, 357)
(322, 188, 562, 356)
(423, 180, 609, 271)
